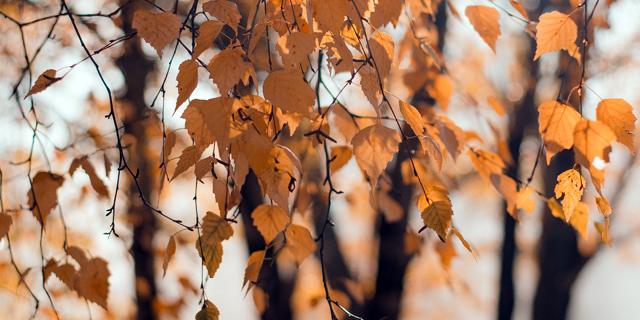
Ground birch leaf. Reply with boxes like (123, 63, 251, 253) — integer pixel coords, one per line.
(203, 0, 241, 34)
(28, 172, 64, 228)
(596, 98, 636, 154)
(554, 169, 585, 222)
(534, 11, 577, 60)
(176, 60, 199, 111)
(25, 69, 60, 98)
(538, 101, 582, 164)
(162, 236, 177, 278)
(465, 5, 501, 52)
(252, 204, 289, 244)
(132, 11, 181, 58)
(351, 124, 401, 187)
(285, 224, 317, 265)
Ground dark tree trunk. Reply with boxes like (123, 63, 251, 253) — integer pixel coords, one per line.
(116, 2, 158, 319)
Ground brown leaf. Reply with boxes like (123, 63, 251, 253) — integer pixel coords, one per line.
(203, 0, 241, 34)
(369, 32, 395, 82)
(285, 224, 317, 265)
(201, 211, 234, 245)
(370, 0, 402, 28)
(28, 172, 64, 228)
(196, 240, 223, 278)
(421, 201, 453, 241)
(66, 246, 89, 267)
(25, 69, 60, 98)
(351, 124, 401, 187)
(465, 5, 501, 52)
(243, 250, 265, 291)
(53, 263, 77, 290)
(329, 146, 353, 174)
(74, 257, 110, 310)
(596, 99, 636, 154)
(313, 0, 349, 34)
(70, 156, 109, 199)
(196, 300, 220, 320)
(212, 179, 229, 216)
(258, 148, 294, 212)
(554, 168, 585, 221)
(399, 100, 424, 137)
(468, 149, 505, 185)
(171, 145, 203, 180)
(534, 11, 577, 60)
(359, 67, 383, 110)
(435, 116, 466, 161)
(193, 20, 224, 59)
(263, 70, 314, 117)
(208, 47, 252, 94)
(103, 152, 112, 178)
(538, 101, 582, 164)
(162, 236, 177, 278)
(194, 156, 216, 180)
(0, 212, 12, 239)
(595, 196, 611, 216)
(573, 119, 616, 187)
(175, 60, 199, 111)
(276, 32, 316, 70)
(132, 11, 182, 58)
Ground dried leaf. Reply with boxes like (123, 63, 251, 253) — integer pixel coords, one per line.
(243, 250, 265, 291)
(53, 263, 77, 290)
(66, 246, 89, 267)
(70, 156, 109, 199)
(573, 119, 616, 187)
(534, 11, 577, 60)
(0, 212, 13, 239)
(554, 169, 585, 221)
(172, 145, 203, 180)
(252, 204, 289, 244)
(195, 156, 216, 180)
(421, 201, 454, 241)
(201, 211, 234, 245)
(74, 257, 110, 310)
(490, 173, 519, 220)
(28, 172, 64, 228)
(176, 60, 199, 111)
(422, 135, 443, 172)
(468, 149, 505, 185)
(399, 100, 424, 137)
(359, 67, 383, 110)
(370, 0, 402, 28)
(451, 228, 476, 260)
(162, 236, 177, 278)
(263, 70, 314, 117)
(329, 146, 353, 173)
(208, 47, 252, 94)
(103, 152, 112, 178)
(203, 0, 241, 34)
(285, 224, 317, 265)
(193, 20, 224, 59)
(595, 196, 611, 216)
(195, 300, 220, 320)
(435, 116, 466, 161)
(369, 31, 395, 81)
(132, 11, 182, 58)
(276, 32, 316, 70)
(313, 0, 348, 34)
(516, 187, 536, 214)
(25, 69, 60, 98)
(570, 202, 589, 240)
(196, 240, 223, 278)
(351, 124, 401, 187)
(594, 220, 611, 246)
(538, 101, 582, 164)
(596, 99, 636, 154)
(465, 5, 501, 52)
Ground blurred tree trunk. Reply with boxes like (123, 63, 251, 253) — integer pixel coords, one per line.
(116, 2, 158, 319)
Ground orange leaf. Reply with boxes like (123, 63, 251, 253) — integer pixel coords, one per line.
(452, 228, 476, 260)
(194, 156, 216, 180)
(538, 101, 582, 164)
(423, 135, 443, 172)
(313, 0, 348, 34)
(399, 100, 424, 137)
(573, 119, 616, 186)
(28, 172, 64, 228)
(69, 156, 109, 198)
(594, 220, 611, 246)
(554, 168, 585, 221)
(25, 69, 60, 98)
(208, 47, 252, 95)
(196, 240, 223, 278)
(162, 236, 176, 278)
(201, 211, 234, 245)
(252, 204, 289, 244)
(175, 60, 199, 111)
(132, 11, 181, 58)
(182, 97, 240, 149)
(509, 0, 529, 21)
(465, 5, 501, 52)
(435, 116, 466, 161)
(490, 173, 519, 220)
(534, 11, 577, 60)
(74, 257, 110, 310)
(193, 20, 224, 59)
(369, 0, 402, 28)
(421, 201, 453, 241)
(203, 0, 241, 34)
(276, 32, 316, 70)
(243, 250, 266, 291)
(570, 202, 589, 240)
(285, 224, 317, 265)
(596, 99, 636, 154)
(548, 197, 565, 220)
(263, 70, 314, 117)
(595, 196, 611, 216)
(427, 75, 453, 110)
(171, 145, 203, 180)
(516, 187, 536, 214)
(369, 31, 395, 82)
(468, 149, 505, 185)
(212, 179, 229, 216)
(359, 67, 383, 111)
(351, 124, 401, 187)
(196, 300, 220, 320)
(0, 213, 12, 239)
(329, 146, 353, 174)
(417, 186, 452, 211)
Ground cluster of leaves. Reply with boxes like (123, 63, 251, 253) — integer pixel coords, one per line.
(1, 0, 636, 318)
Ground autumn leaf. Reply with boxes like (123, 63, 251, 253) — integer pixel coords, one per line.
(203, 0, 241, 34)
(548, 197, 565, 220)
(329, 146, 353, 174)
(276, 32, 316, 70)
(596, 196, 611, 216)
(28, 172, 64, 228)
(0, 212, 13, 239)
(67, 246, 89, 267)
(435, 116, 466, 161)
(359, 67, 383, 110)
(74, 257, 110, 310)
(263, 70, 314, 117)
(573, 119, 616, 186)
(509, 0, 529, 21)
(370, 0, 402, 28)
(132, 11, 182, 58)
(252, 204, 289, 244)
(162, 236, 177, 278)
(538, 101, 582, 164)
(417, 186, 452, 211)
(570, 202, 589, 240)
(172, 145, 204, 180)
(197, 240, 223, 278)
(399, 100, 424, 137)
(193, 20, 224, 59)
(351, 124, 401, 187)
(103, 152, 112, 178)
(313, 0, 348, 34)
(195, 156, 216, 180)
(369, 31, 395, 81)
(534, 11, 577, 60)
(427, 75, 453, 110)
(208, 47, 252, 95)
(516, 187, 537, 214)
(175, 60, 199, 111)
(196, 300, 220, 320)
(596, 99, 636, 154)
(52, 263, 77, 290)
(422, 134, 443, 172)
(201, 211, 234, 245)
(452, 228, 476, 259)
(182, 97, 241, 150)
(488, 96, 505, 116)
(285, 224, 317, 265)
(465, 5, 501, 52)
(69, 156, 109, 198)
(594, 220, 611, 246)
(490, 174, 519, 220)
(25, 69, 61, 98)
(468, 149, 505, 185)
(243, 250, 265, 291)
(421, 201, 454, 241)
(554, 169, 585, 221)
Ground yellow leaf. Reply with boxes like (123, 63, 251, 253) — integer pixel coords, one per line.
(321, 32, 355, 75)
(276, 32, 316, 70)
(596, 99, 636, 154)
(359, 67, 383, 110)
(25, 69, 60, 98)
(351, 124, 401, 187)
(548, 198, 565, 220)
(595, 196, 611, 216)
(0, 212, 12, 239)
(162, 236, 176, 278)
(243, 250, 265, 291)
(28, 172, 64, 228)
(203, 0, 241, 34)
(573, 119, 616, 187)
(369, 31, 395, 82)
(421, 201, 453, 241)
(538, 101, 582, 164)
(435, 116, 466, 161)
(69, 156, 109, 199)
(208, 47, 252, 95)
(329, 146, 353, 174)
(252, 204, 289, 244)
(490, 173, 519, 220)
(132, 11, 181, 58)
(427, 75, 453, 110)
(201, 211, 234, 244)
(196, 240, 223, 278)
(570, 202, 589, 240)
(370, 0, 403, 28)
(465, 5, 501, 52)
(193, 20, 224, 59)
(516, 187, 536, 214)
(452, 228, 476, 260)
(399, 100, 424, 137)
(594, 220, 611, 246)
(175, 60, 199, 111)
(285, 224, 317, 265)
(417, 186, 451, 211)
(554, 169, 585, 221)
(313, 0, 348, 34)
(467, 149, 506, 185)
(171, 145, 204, 180)
(196, 300, 220, 320)
(534, 11, 577, 60)
(73, 257, 110, 310)
(263, 69, 314, 117)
